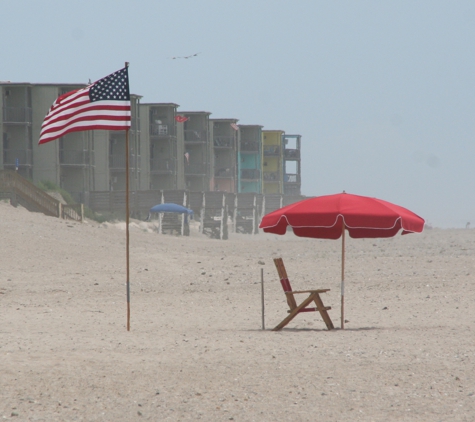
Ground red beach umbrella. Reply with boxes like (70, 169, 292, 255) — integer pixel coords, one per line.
(259, 192, 425, 328)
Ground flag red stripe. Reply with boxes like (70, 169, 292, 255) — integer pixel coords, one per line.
(44, 90, 91, 121)
(38, 119, 131, 144)
(40, 114, 131, 136)
(42, 103, 131, 128)
(39, 124, 132, 145)
(43, 99, 130, 125)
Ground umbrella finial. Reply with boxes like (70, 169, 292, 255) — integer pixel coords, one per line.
(342, 190, 346, 193)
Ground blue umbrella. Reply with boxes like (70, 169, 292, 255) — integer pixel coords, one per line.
(149, 203, 193, 218)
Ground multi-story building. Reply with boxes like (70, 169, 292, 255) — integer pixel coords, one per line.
(2, 81, 303, 201)
(0, 82, 142, 200)
(283, 134, 301, 196)
(1, 83, 35, 180)
(140, 103, 185, 190)
(181, 111, 212, 192)
(262, 130, 284, 194)
(237, 124, 262, 193)
(210, 118, 239, 193)
(1, 82, 94, 197)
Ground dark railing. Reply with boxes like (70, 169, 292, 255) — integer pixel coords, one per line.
(150, 157, 176, 174)
(263, 145, 280, 156)
(184, 130, 207, 143)
(62, 204, 84, 222)
(109, 154, 141, 169)
(3, 149, 33, 166)
(215, 167, 235, 178)
(284, 174, 300, 183)
(2, 107, 32, 123)
(263, 171, 280, 181)
(241, 169, 260, 180)
(284, 185, 301, 196)
(60, 150, 93, 166)
(284, 149, 300, 159)
(185, 164, 206, 175)
(213, 137, 234, 148)
(240, 141, 259, 152)
(150, 123, 171, 137)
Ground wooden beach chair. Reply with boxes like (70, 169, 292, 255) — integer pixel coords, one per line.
(273, 258, 334, 331)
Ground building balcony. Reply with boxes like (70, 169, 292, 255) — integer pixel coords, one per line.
(2, 107, 32, 124)
(284, 184, 301, 196)
(215, 167, 235, 178)
(60, 150, 94, 166)
(3, 149, 33, 166)
(150, 157, 176, 174)
(213, 136, 234, 148)
(185, 163, 206, 176)
(109, 154, 141, 170)
(284, 149, 300, 159)
(263, 145, 280, 156)
(263, 171, 280, 182)
(240, 141, 260, 153)
(284, 173, 301, 184)
(240, 168, 260, 180)
(184, 130, 207, 143)
(150, 123, 173, 137)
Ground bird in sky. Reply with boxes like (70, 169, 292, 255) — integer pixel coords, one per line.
(170, 52, 201, 60)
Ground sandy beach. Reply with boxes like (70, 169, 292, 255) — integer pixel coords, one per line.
(1, 199, 474, 421)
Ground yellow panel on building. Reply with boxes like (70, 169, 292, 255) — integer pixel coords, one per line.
(262, 130, 284, 194)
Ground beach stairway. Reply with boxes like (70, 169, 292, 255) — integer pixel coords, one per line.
(0, 170, 83, 221)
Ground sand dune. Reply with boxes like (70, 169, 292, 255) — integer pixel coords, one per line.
(1, 200, 474, 421)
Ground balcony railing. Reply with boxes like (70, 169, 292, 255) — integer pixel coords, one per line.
(240, 169, 260, 180)
(150, 123, 171, 137)
(185, 163, 207, 175)
(150, 157, 176, 174)
(284, 149, 300, 159)
(263, 171, 280, 181)
(284, 174, 300, 183)
(240, 141, 259, 152)
(213, 136, 234, 148)
(214, 167, 235, 178)
(109, 154, 141, 170)
(3, 149, 33, 166)
(184, 130, 207, 143)
(60, 150, 93, 166)
(263, 145, 280, 156)
(2, 107, 32, 123)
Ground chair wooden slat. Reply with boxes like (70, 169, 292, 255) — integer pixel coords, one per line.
(272, 258, 334, 331)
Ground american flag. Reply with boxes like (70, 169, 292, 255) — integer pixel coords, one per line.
(230, 123, 239, 131)
(38, 67, 131, 145)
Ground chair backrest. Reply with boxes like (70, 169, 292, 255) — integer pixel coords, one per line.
(273, 258, 298, 310)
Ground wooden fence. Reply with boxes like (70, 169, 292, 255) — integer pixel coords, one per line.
(85, 189, 306, 238)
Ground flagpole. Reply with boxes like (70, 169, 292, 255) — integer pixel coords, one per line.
(341, 222, 346, 330)
(125, 62, 131, 332)
(126, 127, 130, 331)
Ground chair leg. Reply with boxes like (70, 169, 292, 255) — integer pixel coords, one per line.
(313, 293, 334, 330)
(273, 294, 317, 331)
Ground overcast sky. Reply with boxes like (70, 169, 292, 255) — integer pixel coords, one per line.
(2, 1, 474, 228)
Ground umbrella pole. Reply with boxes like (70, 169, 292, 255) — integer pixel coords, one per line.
(341, 222, 346, 329)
